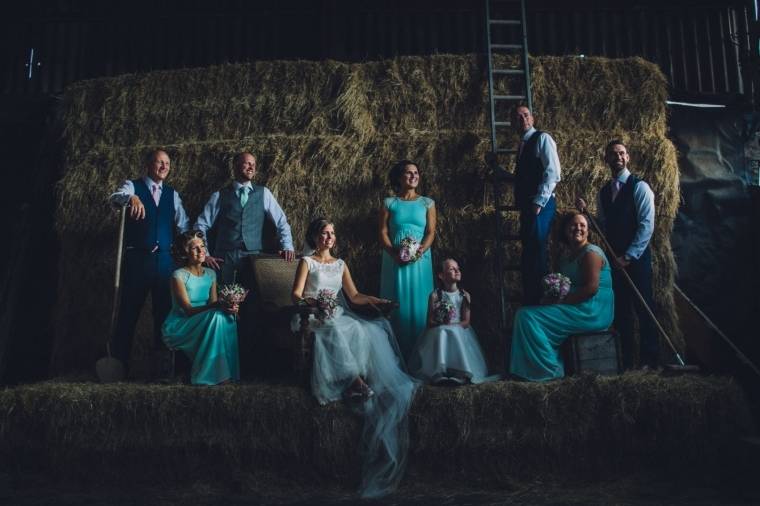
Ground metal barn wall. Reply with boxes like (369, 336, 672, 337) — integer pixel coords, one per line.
(527, 2, 752, 100)
(0, 0, 753, 101)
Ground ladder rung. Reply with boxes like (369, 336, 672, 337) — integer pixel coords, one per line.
(490, 44, 523, 50)
(494, 121, 511, 127)
(493, 69, 525, 75)
(489, 19, 521, 25)
(496, 148, 518, 154)
(494, 95, 526, 100)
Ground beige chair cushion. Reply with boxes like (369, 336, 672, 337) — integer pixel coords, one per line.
(250, 255, 298, 312)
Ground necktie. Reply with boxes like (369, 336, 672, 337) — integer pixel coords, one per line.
(151, 184, 160, 206)
(239, 186, 249, 207)
(518, 139, 525, 157)
(611, 180, 622, 202)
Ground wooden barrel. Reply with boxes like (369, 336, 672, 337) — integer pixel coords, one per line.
(564, 330, 622, 376)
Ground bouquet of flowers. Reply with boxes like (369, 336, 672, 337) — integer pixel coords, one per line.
(218, 283, 249, 306)
(433, 298, 457, 324)
(218, 283, 249, 320)
(542, 273, 571, 301)
(399, 236, 422, 263)
(316, 289, 338, 322)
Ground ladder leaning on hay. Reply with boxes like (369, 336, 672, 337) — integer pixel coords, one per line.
(483, 0, 533, 342)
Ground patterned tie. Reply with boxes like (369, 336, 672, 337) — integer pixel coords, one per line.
(151, 184, 161, 206)
(611, 180, 622, 202)
(239, 186, 249, 207)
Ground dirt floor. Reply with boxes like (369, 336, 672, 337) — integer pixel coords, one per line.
(4, 470, 760, 506)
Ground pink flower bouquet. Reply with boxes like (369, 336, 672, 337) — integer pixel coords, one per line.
(399, 236, 422, 263)
(218, 283, 249, 306)
(433, 298, 456, 324)
(542, 273, 571, 301)
(316, 289, 338, 322)
(218, 283, 249, 320)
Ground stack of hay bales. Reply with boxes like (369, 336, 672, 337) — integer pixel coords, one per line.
(52, 54, 680, 373)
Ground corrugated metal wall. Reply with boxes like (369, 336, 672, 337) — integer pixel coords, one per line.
(0, 0, 752, 101)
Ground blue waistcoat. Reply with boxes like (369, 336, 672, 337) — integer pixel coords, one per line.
(514, 129, 545, 208)
(124, 179, 175, 253)
(600, 175, 649, 259)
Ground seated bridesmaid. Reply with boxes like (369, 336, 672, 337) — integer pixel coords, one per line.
(509, 212, 614, 382)
(161, 231, 240, 385)
(409, 258, 494, 385)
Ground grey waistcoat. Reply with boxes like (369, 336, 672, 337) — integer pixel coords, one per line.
(214, 184, 265, 252)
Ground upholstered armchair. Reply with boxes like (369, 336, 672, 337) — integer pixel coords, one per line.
(248, 255, 397, 384)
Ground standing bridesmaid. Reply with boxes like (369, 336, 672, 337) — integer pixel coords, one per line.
(379, 160, 436, 359)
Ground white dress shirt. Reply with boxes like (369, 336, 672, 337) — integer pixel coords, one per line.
(597, 168, 655, 260)
(108, 176, 190, 232)
(522, 127, 562, 207)
(194, 181, 294, 251)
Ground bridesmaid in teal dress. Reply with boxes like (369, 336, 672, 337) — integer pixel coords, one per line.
(379, 160, 436, 359)
(162, 231, 240, 385)
(509, 212, 614, 381)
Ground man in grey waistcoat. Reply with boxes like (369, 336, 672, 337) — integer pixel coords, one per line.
(195, 151, 295, 284)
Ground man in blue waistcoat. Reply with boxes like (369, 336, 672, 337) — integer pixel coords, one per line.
(579, 140, 659, 369)
(513, 105, 562, 305)
(195, 151, 294, 283)
(109, 149, 190, 369)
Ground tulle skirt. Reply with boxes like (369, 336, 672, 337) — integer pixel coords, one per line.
(409, 324, 493, 384)
(295, 307, 419, 498)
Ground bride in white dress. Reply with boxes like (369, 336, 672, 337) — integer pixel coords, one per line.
(291, 218, 419, 498)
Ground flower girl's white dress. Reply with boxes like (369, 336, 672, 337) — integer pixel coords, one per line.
(294, 255, 418, 497)
(409, 289, 491, 384)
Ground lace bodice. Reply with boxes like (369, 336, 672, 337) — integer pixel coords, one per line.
(171, 267, 215, 307)
(302, 256, 345, 299)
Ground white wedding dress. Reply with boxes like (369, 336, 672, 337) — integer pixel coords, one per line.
(408, 289, 494, 384)
(295, 256, 419, 498)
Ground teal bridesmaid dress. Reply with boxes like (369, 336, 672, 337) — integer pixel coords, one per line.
(509, 244, 614, 381)
(161, 267, 240, 385)
(380, 196, 435, 359)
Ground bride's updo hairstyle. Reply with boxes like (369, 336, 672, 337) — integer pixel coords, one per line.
(305, 217, 334, 250)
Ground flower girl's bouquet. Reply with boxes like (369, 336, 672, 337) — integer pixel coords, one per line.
(316, 289, 338, 322)
(399, 236, 422, 263)
(433, 298, 457, 324)
(541, 273, 571, 302)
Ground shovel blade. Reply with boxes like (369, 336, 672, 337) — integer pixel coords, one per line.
(96, 356, 125, 383)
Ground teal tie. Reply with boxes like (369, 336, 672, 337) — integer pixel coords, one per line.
(239, 186, 249, 207)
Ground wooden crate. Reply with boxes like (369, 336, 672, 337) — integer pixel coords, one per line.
(564, 330, 622, 376)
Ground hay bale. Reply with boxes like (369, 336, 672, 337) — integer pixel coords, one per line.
(51, 54, 680, 373)
(0, 375, 752, 485)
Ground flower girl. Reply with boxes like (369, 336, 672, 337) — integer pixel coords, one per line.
(409, 258, 493, 385)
